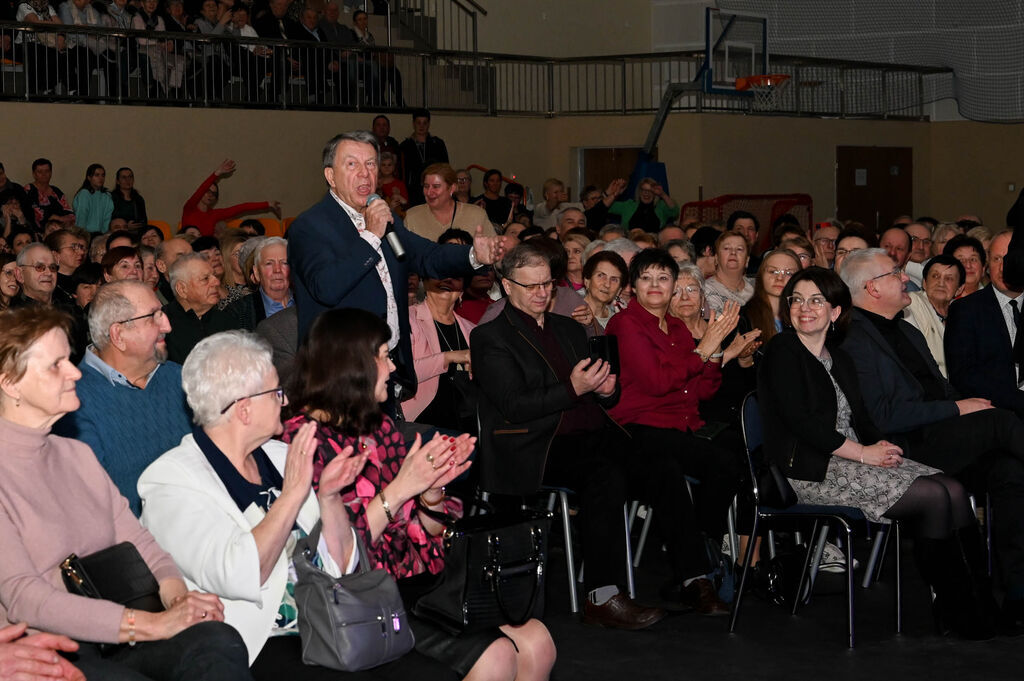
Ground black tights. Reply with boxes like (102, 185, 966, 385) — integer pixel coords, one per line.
(883, 473, 976, 539)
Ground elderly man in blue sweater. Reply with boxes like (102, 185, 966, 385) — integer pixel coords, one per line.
(54, 280, 192, 515)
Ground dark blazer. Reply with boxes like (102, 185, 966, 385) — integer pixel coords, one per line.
(758, 331, 882, 481)
(470, 305, 619, 495)
(945, 285, 1024, 416)
(399, 135, 449, 206)
(840, 308, 959, 435)
(287, 192, 473, 392)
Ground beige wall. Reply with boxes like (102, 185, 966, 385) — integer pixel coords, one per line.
(476, 1, 652, 58)
(0, 100, 1009, 230)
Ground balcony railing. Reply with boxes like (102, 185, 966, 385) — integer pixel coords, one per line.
(0, 21, 950, 118)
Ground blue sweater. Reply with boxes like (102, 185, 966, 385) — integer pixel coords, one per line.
(54, 358, 192, 515)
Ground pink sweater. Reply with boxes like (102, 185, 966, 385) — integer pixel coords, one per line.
(0, 417, 181, 643)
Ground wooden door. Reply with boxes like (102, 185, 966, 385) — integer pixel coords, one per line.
(836, 146, 913, 236)
(578, 147, 655, 201)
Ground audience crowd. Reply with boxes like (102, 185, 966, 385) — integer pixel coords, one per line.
(4, 112, 1024, 680)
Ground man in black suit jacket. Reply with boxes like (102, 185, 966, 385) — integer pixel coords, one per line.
(253, 0, 306, 101)
(472, 242, 669, 629)
(840, 248, 1024, 626)
(946, 230, 1024, 417)
(288, 130, 502, 406)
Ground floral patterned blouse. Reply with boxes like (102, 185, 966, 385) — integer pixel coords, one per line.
(281, 413, 462, 580)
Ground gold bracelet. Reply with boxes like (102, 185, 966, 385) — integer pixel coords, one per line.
(127, 608, 136, 647)
(379, 491, 394, 523)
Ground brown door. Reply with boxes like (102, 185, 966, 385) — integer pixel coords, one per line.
(579, 147, 654, 201)
(836, 146, 913, 236)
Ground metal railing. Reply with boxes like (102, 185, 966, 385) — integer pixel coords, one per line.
(0, 22, 948, 119)
(393, 0, 480, 53)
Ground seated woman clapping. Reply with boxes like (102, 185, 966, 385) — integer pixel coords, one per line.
(758, 267, 996, 639)
(0, 307, 249, 681)
(138, 330, 456, 680)
(282, 308, 556, 681)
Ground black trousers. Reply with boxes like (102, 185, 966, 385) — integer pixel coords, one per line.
(252, 636, 456, 681)
(910, 408, 1024, 589)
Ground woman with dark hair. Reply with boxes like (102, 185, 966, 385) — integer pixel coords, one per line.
(111, 167, 149, 228)
(474, 169, 511, 227)
(9, 227, 37, 256)
(0, 253, 18, 310)
(101, 245, 143, 282)
(605, 248, 742, 614)
(944, 234, 987, 299)
(72, 163, 114, 235)
(404, 164, 493, 243)
(581, 250, 627, 333)
(140, 224, 165, 249)
(282, 308, 555, 681)
(759, 267, 995, 639)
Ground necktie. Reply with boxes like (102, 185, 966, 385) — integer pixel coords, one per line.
(1012, 299, 1023, 382)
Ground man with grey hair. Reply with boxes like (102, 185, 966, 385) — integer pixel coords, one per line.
(599, 224, 626, 242)
(841, 247, 1024, 629)
(472, 241, 665, 630)
(163, 253, 251, 363)
(53, 280, 191, 515)
(288, 130, 506, 414)
(155, 237, 194, 304)
(555, 206, 586, 237)
(245, 236, 292, 323)
(12, 242, 88, 360)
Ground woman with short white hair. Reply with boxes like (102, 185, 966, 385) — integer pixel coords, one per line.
(139, 331, 455, 680)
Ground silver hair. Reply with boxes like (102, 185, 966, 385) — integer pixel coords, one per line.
(496, 242, 551, 280)
(322, 130, 379, 169)
(603, 237, 642, 257)
(675, 262, 706, 290)
(252, 236, 288, 268)
(664, 238, 697, 263)
(168, 252, 206, 295)
(556, 206, 585, 224)
(16, 242, 50, 265)
(598, 224, 626, 238)
(237, 237, 266, 285)
(581, 239, 604, 264)
(88, 280, 151, 350)
(181, 330, 275, 427)
(155, 237, 189, 264)
(839, 247, 890, 300)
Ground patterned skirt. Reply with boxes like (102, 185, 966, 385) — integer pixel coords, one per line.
(789, 456, 940, 523)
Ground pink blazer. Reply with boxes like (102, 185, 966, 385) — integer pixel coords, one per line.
(404, 301, 477, 421)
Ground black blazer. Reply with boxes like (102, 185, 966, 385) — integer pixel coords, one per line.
(758, 331, 882, 482)
(470, 305, 619, 495)
(287, 192, 474, 392)
(945, 285, 1024, 416)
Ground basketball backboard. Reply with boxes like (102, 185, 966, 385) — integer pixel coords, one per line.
(699, 7, 769, 95)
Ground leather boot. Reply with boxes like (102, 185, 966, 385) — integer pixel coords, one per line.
(956, 526, 1002, 625)
(913, 535, 994, 640)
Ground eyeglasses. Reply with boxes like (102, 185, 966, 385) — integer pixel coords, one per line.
(219, 386, 286, 415)
(505, 277, 554, 293)
(674, 285, 701, 297)
(795, 253, 812, 262)
(767, 268, 796, 278)
(787, 295, 828, 310)
(835, 247, 862, 258)
(865, 267, 904, 288)
(909, 235, 933, 247)
(116, 309, 167, 326)
(60, 243, 87, 253)
(813, 238, 836, 247)
(20, 263, 59, 273)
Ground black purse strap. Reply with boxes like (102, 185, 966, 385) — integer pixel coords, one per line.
(487, 526, 545, 625)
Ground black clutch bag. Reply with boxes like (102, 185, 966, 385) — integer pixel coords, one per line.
(413, 510, 550, 635)
(61, 542, 164, 614)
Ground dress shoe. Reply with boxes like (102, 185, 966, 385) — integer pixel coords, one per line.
(678, 578, 730, 616)
(582, 593, 666, 630)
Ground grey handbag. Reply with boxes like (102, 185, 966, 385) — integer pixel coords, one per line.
(292, 520, 415, 671)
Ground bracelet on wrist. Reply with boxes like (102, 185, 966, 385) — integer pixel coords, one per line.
(419, 487, 446, 508)
(710, 351, 724, 359)
(127, 608, 136, 647)
(693, 349, 708, 363)
(379, 491, 394, 523)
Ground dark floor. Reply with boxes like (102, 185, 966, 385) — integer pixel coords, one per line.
(539, 534, 1024, 681)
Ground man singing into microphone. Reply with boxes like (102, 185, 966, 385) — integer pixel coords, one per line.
(288, 130, 505, 414)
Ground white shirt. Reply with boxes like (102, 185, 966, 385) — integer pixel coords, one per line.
(992, 285, 1023, 387)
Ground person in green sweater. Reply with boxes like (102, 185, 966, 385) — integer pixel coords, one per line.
(608, 177, 678, 233)
(71, 163, 114, 235)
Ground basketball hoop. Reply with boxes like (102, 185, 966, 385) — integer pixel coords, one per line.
(735, 74, 791, 112)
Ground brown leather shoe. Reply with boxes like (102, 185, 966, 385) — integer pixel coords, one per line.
(582, 593, 667, 630)
(679, 578, 730, 616)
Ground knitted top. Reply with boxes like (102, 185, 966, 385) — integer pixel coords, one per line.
(0, 416, 181, 642)
(53, 353, 192, 515)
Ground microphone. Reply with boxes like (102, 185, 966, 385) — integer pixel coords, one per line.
(366, 193, 405, 260)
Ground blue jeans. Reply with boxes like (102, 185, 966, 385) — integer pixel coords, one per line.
(70, 621, 252, 681)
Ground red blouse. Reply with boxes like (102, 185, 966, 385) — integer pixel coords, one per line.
(180, 173, 270, 237)
(281, 413, 462, 579)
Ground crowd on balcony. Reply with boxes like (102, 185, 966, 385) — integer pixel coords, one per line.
(4, 108, 1024, 680)
(0, 0, 402, 104)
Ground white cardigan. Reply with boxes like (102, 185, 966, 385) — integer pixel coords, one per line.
(138, 434, 346, 664)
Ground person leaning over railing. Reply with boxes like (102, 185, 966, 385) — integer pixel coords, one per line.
(0, 306, 252, 680)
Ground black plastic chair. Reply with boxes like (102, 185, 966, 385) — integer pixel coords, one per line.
(728, 391, 902, 648)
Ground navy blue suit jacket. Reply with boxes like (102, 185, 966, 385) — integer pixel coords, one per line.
(945, 285, 1024, 415)
(287, 192, 474, 392)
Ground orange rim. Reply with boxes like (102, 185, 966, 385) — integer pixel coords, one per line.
(735, 74, 791, 91)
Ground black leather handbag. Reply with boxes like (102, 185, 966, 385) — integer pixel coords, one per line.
(413, 510, 550, 634)
(60, 542, 164, 614)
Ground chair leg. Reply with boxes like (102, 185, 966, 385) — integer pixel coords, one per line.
(793, 520, 820, 616)
(807, 524, 829, 595)
(623, 503, 636, 600)
(557, 491, 579, 614)
(729, 512, 761, 633)
(727, 498, 740, 566)
(862, 525, 888, 588)
(894, 521, 902, 634)
(843, 522, 855, 648)
(634, 507, 653, 568)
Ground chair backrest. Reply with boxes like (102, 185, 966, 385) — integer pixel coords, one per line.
(740, 390, 763, 504)
(147, 220, 172, 240)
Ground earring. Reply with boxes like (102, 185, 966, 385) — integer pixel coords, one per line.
(830, 321, 835, 334)
(14, 396, 20, 408)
